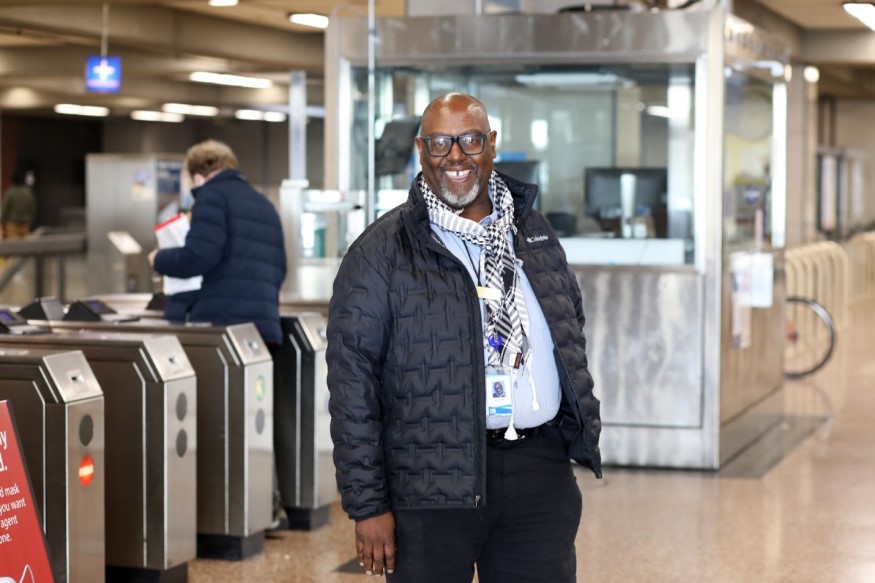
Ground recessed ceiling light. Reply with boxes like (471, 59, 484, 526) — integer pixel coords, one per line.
(289, 13, 329, 29)
(54, 104, 109, 117)
(189, 71, 273, 89)
(234, 109, 287, 122)
(131, 110, 184, 123)
(162, 103, 219, 116)
(844, 3, 875, 31)
(209, 0, 238, 6)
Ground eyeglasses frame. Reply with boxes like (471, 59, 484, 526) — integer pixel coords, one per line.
(417, 132, 494, 158)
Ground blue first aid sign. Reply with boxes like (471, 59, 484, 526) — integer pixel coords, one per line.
(85, 55, 121, 93)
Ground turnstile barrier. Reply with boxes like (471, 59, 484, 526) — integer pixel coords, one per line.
(0, 348, 104, 583)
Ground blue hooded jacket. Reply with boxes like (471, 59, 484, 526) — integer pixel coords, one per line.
(154, 169, 287, 344)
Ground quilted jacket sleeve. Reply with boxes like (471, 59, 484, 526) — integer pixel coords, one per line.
(326, 240, 393, 521)
(154, 189, 227, 279)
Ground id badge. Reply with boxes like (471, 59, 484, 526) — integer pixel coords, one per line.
(485, 366, 513, 419)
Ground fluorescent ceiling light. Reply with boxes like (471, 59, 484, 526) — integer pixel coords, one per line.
(844, 3, 875, 31)
(235, 109, 287, 122)
(162, 103, 219, 116)
(189, 71, 273, 89)
(131, 110, 184, 123)
(234, 109, 263, 120)
(209, 0, 238, 6)
(54, 103, 109, 117)
(515, 72, 623, 88)
(289, 13, 329, 29)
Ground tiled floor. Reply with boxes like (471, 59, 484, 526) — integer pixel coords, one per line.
(188, 301, 875, 582)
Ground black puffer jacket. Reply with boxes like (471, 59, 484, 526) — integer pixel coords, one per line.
(327, 172, 601, 521)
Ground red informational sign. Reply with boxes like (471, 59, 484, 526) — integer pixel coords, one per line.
(0, 401, 55, 582)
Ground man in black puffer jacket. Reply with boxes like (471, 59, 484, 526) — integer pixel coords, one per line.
(327, 93, 601, 583)
(149, 140, 286, 345)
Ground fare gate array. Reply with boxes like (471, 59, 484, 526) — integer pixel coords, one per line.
(42, 311, 274, 560)
(0, 327, 197, 583)
(0, 295, 336, 580)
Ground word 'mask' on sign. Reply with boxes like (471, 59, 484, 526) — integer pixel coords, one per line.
(0, 401, 55, 582)
(85, 55, 122, 93)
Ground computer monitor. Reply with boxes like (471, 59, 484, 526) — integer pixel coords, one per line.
(495, 160, 541, 211)
(375, 117, 422, 176)
(583, 167, 668, 236)
(494, 160, 540, 185)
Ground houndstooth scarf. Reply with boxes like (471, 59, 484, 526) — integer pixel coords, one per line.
(419, 171, 531, 370)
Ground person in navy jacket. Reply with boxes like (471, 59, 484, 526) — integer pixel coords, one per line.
(149, 140, 286, 345)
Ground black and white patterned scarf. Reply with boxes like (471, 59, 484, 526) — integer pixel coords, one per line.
(419, 171, 530, 369)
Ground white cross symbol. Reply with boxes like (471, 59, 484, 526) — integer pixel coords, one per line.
(92, 59, 115, 80)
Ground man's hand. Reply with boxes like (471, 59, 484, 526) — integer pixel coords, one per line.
(148, 248, 158, 268)
(355, 512, 396, 576)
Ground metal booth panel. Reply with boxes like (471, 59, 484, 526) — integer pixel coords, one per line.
(575, 266, 705, 428)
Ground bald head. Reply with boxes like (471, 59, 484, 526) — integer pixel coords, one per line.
(421, 93, 490, 135)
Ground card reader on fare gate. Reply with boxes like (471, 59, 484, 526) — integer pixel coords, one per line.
(64, 299, 139, 323)
(0, 308, 50, 335)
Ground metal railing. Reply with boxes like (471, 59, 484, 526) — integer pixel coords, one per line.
(0, 227, 86, 302)
(785, 241, 850, 330)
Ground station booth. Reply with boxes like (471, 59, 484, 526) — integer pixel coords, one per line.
(300, 7, 794, 471)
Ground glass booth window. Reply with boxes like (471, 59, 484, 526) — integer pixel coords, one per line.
(723, 70, 774, 249)
(347, 64, 698, 264)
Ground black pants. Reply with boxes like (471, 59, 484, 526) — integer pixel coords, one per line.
(387, 426, 582, 583)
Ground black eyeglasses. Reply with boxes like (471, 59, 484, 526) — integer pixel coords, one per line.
(419, 133, 489, 157)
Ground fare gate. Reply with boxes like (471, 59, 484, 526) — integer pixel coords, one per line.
(0, 347, 104, 583)
(0, 322, 197, 583)
(275, 313, 336, 529)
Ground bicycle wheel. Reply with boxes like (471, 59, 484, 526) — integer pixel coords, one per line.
(784, 296, 837, 379)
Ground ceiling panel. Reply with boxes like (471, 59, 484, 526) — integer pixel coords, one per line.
(1, 0, 875, 114)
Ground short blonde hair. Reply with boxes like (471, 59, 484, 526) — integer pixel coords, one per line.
(185, 139, 238, 178)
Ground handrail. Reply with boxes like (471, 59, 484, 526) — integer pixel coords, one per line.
(847, 232, 875, 303)
(785, 241, 850, 330)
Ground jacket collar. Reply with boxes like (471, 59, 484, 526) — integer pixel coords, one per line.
(191, 168, 245, 198)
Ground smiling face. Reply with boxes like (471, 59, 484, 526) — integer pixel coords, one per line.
(415, 94, 497, 221)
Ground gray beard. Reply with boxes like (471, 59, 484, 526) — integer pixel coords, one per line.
(438, 181, 480, 210)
